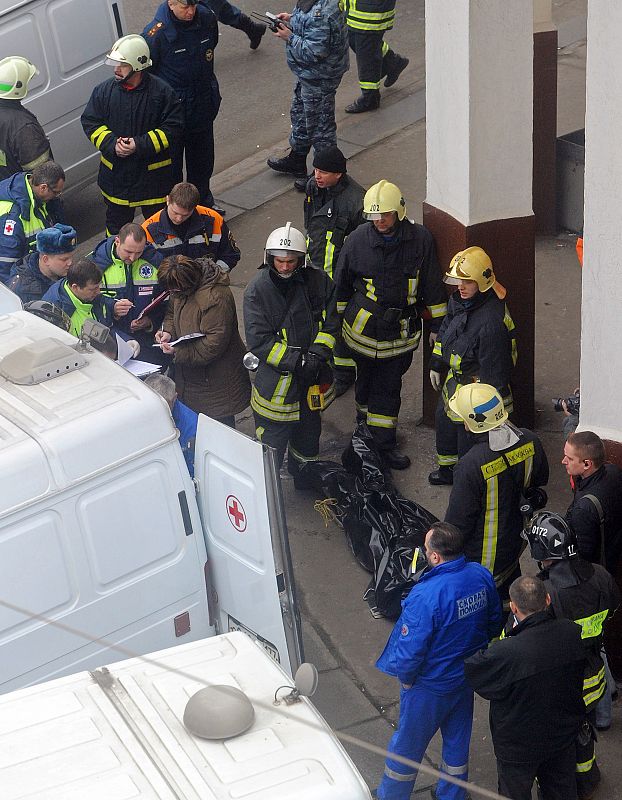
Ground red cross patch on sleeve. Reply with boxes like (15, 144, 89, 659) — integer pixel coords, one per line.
(3, 219, 16, 236)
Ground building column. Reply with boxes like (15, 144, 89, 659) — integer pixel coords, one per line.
(422, 0, 535, 427)
(533, 0, 558, 235)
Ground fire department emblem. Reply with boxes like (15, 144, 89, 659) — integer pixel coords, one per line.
(205, 49, 214, 62)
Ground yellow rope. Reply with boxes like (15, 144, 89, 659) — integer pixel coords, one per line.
(313, 497, 340, 527)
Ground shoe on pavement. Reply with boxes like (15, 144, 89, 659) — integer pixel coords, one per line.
(267, 149, 308, 178)
(384, 54, 409, 88)
(345, 90, 380, 114)
(382, 449, 411, 470)
(428, 466, 454, 486)
(293, 175, 310, 193)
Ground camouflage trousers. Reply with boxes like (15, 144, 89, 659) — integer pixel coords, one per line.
(289, 78, 341, 155)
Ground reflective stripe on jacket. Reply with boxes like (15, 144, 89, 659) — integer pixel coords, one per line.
(334, 219, 447, 359)
(345, 0, 396, 32)
(42, 278, 116, 337)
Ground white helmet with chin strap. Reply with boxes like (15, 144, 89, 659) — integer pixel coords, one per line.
(0, 56, 38, 100)
(106, 34, 152, 74)
(264, 222, 307, 277)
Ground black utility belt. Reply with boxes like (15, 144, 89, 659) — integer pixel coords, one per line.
(355, 293, 419, 323)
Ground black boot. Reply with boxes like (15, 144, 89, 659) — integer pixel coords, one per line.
(267, 149, 308, 178)
(428, 466, 454, 486)
(237, 13, 266, 50)
(345, 90, 380, 114)
(382, 449, 411, 470)
(293, 174, 311, 193)
(384, 52, 409, 88)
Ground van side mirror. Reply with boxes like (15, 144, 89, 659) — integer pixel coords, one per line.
(273, 662, 319, 705)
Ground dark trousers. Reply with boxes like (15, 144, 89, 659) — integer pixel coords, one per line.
(253, 398, 321, 473)
(497, 743, 577, 800)
(435, 399, 477, 467)
(172, 124, 215, 207)
(575, 711, 599, 799)
(354, 351, 412, 450)
(348, 29, 396, 91)
(104, 199, 166, 236)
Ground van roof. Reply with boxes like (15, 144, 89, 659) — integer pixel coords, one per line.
(0, 309, 176, 518)
(0, 633, 371, 799)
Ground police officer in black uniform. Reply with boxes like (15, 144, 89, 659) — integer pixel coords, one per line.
(525, 511, 621, 800)
(334, 180, 447, 469)
(143, 0, 220, 207)
(302, 146, 365, 394)
(0, 56, 52, 182)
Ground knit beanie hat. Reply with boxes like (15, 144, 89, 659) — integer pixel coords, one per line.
(313, 146, 347, 174)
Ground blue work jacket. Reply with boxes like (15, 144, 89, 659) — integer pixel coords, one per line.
(376, 556, 502, 693)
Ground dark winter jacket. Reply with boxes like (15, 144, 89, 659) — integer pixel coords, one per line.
(8, 251, 55, 303)
(430, 290, 517, 415)
(143, 2, 220, 130)
(445, 428, 549, 582)
(334, 219, 447, 359)
(42, 279, 116, 337)
(0, 99, 52, 181)
(566, 464, 622, 575)
(163, 263, 250, 419)
(304, 174, 365, 279)
(243, 264, 339, 422)
(0, 171, 63, 282)
(286, 0, 349, 84)
(539, 558, 621, 710)
(465, 610, 586, 763)
(81, 73, 183, 206)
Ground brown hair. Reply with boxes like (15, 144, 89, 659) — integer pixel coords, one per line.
(509, 576, 547, 615)
(158, 255, 203, 294)
(426, 522, 464, 559)
(168, 182, 200, 210)
(118, 222, 147, 243)
(567, 431, 605, 469)
(67, 259, 101, 288)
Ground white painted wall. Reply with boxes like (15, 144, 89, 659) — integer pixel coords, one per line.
(579, 3, 622, 441)
(426, 0, 534, 226)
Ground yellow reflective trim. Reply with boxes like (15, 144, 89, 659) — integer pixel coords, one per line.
(381, 40, 389, 56)
(438, 454, 458, 466)
(333, 355, 356, 368)
(267, 340, 287, 367)
(481, 457, 506, 479)
(315, 331, 336, 349)
(406, 277, 418, 305)
(482, 475, 499, 572)
(323, 231, 335, 278)
(155, 128, 169, 149)
(449, 353, 462, 370)
(256, 426, 265, 441)
(576, 611, 608, 640)
(342, 321, 420, 358)
(576, 755, 596, 774)
(148, 158, 172, 171)
(147, 129, 161, 153)
(505, 441, 535, 467)
(100, 190, 167, 207)
(364, 278, 377, 302)
(337, 301, 347, 314)
(273, 373, 292, 405)
(583, 666, 605, 689)
(360, 80, 381, 90)
(432, 340, 442, 357)
(428, 302, 448, 318)
(367, 413, 398, 429)
(352, 307, 372, 334)
(101, 156, 113, 170)
(251, 386, 299, 421)
(288, 445, 319, 464)
(22, 150, 52, 171)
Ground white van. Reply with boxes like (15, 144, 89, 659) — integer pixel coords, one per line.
(0, 0, 125, 192)
(0, 284, 303, 692)
(0, 633, 372, 799)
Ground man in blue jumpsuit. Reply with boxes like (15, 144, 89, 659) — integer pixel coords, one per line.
(375, 522, 502, 800)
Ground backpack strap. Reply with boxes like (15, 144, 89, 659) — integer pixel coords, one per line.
(582, 493, 606, 567)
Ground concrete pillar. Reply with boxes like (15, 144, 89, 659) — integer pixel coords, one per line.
(533, 0, 558, 235)
(423, 0, 535, 427)
(581, 4, 622, 676)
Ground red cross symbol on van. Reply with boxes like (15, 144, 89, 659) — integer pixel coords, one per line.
(226, 495, 247, 532)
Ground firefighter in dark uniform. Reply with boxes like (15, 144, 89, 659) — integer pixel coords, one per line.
(524, 511, 621, 800)
(334, 180, 447, 469)
(0, 56, 52, 182)
(344, 0, 409, 114)
(142, 182, 240, 270)
(302, 145, 365, 394)
(429, 246, 517, 486)
(243, 222, 339, 488)
(81, 35, 183, 236)
(445, 383, 549, 604)
(143, 0, 220, 207)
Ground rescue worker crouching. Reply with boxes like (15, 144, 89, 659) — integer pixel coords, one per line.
(444, 383, 549, 605)
(243, 223, 339, 489)
(334, 180, 447, 471)
(429, 246, 517, 486)
(524, 511, 621, 800)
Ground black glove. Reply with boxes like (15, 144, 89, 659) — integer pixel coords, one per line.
(524, 487, 548, 511)
(295, 351, 323, 384)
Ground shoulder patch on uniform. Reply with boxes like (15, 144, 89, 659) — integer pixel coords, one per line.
(3, 219, 16, 236)
(146, 21, 163, 37)
(504, 440, 536, 466)
(480, 456, 506, 480)
(139, 263, 153, 279)
(400, 624, 409, 636)
(457, 589, 488, 619)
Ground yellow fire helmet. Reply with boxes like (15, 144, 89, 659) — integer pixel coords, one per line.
(363, 180, 406, 221)
(448, 383, 508, 433)
(445, 246, 506, 299)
